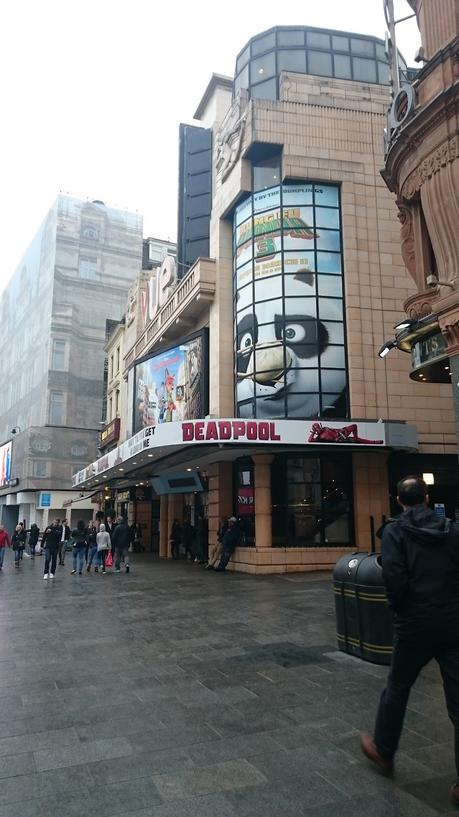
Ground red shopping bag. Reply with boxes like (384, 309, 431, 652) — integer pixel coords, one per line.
(105, 550, 113, 567)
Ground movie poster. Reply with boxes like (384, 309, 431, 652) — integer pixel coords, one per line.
(133, 334, 206, 434)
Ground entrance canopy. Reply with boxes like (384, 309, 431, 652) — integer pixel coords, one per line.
(72, 418, 418, 492)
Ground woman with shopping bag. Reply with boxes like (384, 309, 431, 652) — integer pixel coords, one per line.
(96, 523, 111, 573)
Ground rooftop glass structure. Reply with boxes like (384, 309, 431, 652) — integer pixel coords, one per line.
(234, 25, 410, 101)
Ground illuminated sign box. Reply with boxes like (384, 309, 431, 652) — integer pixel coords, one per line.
(99, 418, 121, 449)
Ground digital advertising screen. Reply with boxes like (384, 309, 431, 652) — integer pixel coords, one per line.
(132, 330, 208, 434)
(0, 441, 12, 488)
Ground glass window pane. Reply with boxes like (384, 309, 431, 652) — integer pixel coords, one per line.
(282, 297, 317, 321)
(255, 341, 285, 374)
(321, 345, 346, 368)
(375, 43, 386, 60)
(332, 35, 349, 51)
(351, 37, 374, 56)
(321, 393, 345, 415)
(334, 54, 352, 79)
(250, 52, 276, 84)
(237, 398, 255, 418)
(318, 297, 343, 320)
(320, 369, 347, 392)
(317, 252, 342, 273)
(283, 251, 316, 276)
(352, 57, 377, 83)
(378, 61, 390, 85)
(322, 320, 344, 343)
(314, 186, 339, 207)
(254, 276, 283, 301)
(251, 78, 277, 100)
(251, 32, 276, 56)
(254, 394, 285, 419)
(324, 513, 351, 543)
(318, 275, 343, 297)
(278, 29, 304, 46)
(308, 50, 333, 77)
(287, 392, 320, 419)
(316, 230, 341, 252)
(277, 49, 306, 73)
(286, 369, 319, 392)
(306, 31, 330, 49)
(254, 251, 283, 280)
(236, 260, 253, 289)
(315, 207, 340, 229)
(235, 65, 249, 94)
(236, 44, 250, 73)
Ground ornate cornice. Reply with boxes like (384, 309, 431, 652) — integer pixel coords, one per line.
(404, 288, 439, 319)
(401, 134, 459, 199)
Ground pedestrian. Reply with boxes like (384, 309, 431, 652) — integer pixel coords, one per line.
(0, 525, 11, 570)
(112, 517, 131, 574)
(360, 476, 459, 805)
(28, 523, 39, 558)
(70, 520, 87, 576)
(105, 515, 117, 557)
(215, 517, 241, 572)
(11, 524, 26, 568)
(131, 522, 143, 552)
(206, 517, 228, 570)
(195, 515, 208, 564)
(41, 519, 61, 579)
(169, 519, 182, 559)
(96, 523, 111, 574)
(58, 519, 71, 565)
(86, 520, 98, 572)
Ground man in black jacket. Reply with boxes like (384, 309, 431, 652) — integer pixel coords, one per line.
(360, 476, 459, 804)
(41, 519, 62, 579)
(215, 517, 241, 572)
(112, 517, 132, 573)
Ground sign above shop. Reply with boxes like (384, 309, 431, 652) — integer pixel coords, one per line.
(411, 331, 447, 370)
(72, 418, 418, 489)
(99, 418, 121, 449)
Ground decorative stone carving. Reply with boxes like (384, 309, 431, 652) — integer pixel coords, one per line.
(441, 320, 459, 351)
(397, 203, 416, 277)
(215, 96, 247, 181)
(404, 288, 438, 319)
(401, 135, 459, 199)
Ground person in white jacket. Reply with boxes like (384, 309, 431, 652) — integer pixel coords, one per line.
(96, 523, 111, 574)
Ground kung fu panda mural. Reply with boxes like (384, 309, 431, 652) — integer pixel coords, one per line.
(234, 183, 347, 420)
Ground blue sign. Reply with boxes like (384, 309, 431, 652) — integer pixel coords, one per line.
(40, 492, 51, 508)
(434, 503, 446, 517)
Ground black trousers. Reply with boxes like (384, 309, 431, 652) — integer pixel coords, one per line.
(374, 638, 459, 776)
(44, 547, 58, 576)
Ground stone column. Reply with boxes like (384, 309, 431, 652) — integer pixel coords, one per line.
(252, 454, 274, 549)
(207, 462, 233, 553)
(159, 494, 169, 559)
(352, 452, 390, 550)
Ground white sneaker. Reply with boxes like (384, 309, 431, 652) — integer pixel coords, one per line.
(43, 573, 49, 580)
(49, 573, 55, 579)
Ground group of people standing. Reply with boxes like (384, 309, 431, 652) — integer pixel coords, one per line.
(0, 516, 134, 579)
(169, 515, 241, 572)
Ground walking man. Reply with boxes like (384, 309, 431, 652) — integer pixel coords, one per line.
(58, 518, 71, 565)
(0, 525, 11, 570)
(112, 517, 131, 573)
(215, 517, 241, 572)
(360, 476, 459, 804)
(41, 519, 61, 579)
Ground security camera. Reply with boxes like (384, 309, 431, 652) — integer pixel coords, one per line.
(11, 427, 20, 435)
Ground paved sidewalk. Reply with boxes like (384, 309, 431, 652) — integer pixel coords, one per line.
(0, 550, 455, 816)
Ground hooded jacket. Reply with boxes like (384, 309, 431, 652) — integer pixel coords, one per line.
(379, 505, 459, 642)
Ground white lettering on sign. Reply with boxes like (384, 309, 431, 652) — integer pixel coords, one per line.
(181, 420, 281, 442)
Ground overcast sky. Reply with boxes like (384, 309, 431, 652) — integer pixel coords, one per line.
(0, 0, 419, 287)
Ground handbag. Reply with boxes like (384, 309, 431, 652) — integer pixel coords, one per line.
(105, 550, 113, 567)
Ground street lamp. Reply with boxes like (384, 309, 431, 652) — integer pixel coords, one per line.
(378, 340, 396, 358)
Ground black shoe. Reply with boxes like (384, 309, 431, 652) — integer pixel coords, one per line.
(214, 567, 225, 572)
(125, 565, 129, 573)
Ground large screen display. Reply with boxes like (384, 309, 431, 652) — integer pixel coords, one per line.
(132, 331, 208, 434)
(0, 441, 12, 488)
(234, 183, 347, 420)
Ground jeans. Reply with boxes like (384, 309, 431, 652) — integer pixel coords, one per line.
(30, 542, 37, 558)
(0, 548, 5, 568)
(98, 550, 107, 570)
(14, 548, 22, 564)
(72, 547, 85, 573)
(44, 547, 58, 576)
(115, 546, 130, 570)
(87, 545, 98, 568)
(374, 638, 459, 775)
(217, 546, 233, 571)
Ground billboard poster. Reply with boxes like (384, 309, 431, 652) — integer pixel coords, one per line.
(233, 183, 347, 420)
(0, 441, 12, 488)
(133, 331, 208, 434)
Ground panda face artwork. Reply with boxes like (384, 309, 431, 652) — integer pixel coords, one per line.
(236, 273, 346, 418)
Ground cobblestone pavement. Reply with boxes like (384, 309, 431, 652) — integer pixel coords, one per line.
(0, 550, 456, 816)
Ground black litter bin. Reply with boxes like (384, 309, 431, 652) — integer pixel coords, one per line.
(333, 552, 393, 665)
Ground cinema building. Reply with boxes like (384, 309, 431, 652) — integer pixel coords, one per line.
(73, 25, 458, 573)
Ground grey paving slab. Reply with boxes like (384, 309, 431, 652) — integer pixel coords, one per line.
(0, 554, 456, 816)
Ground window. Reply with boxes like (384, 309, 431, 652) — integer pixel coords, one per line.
(250, 77, 277, 101)
(52, 339, 66, 371)
(115, 389, 120, 415)
(78, 255, 98, 280)
(109, 355, 114, 381)
(49, 391, 64, 425)
(81, 223, 99, 241)
(32, 461, 48, 478)
(352, 57, 377, 83)
(116, 346, 120, 374)
(250, 52, 276, 84)
(109, 397, 113, 421)
(253, 154, 281, 192)
(278, 50, 307, 74)
(271, 454, 353, 547)
(308, 50, 333, 77)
